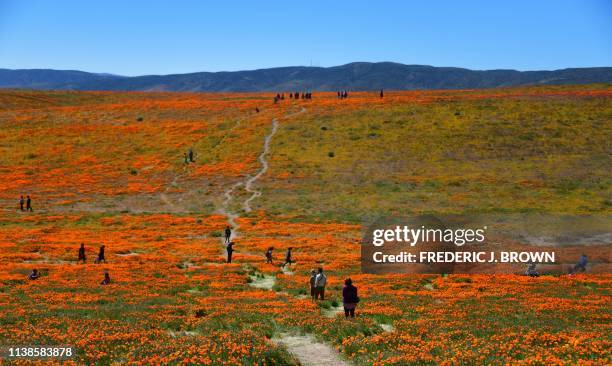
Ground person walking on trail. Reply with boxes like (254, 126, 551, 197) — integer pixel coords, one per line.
(188, 149, 195, 163)
(226, 242, 235, 263)
(525, 263, 539, 277)
(26, 195, 33, 212)
(224, 226, 232, 244)
(314, 267, 327, 300)
(282, 247, 293, 268)
(265, 247, 274, 264)
(78, 243, 86, 263)
(101, 271, 111, 285)
(95, 245, 106, 264)
(342, 278, 359, 317)
(28, 268, 40, 280)
(19, 195, 24, 211)
(569, 254, 588, 274)
(309, 270, 317, 301)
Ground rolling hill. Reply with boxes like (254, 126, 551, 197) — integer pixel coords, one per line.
(1, 62, 611, 92)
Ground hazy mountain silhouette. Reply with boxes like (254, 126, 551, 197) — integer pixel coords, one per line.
(1, 62, 610, 92)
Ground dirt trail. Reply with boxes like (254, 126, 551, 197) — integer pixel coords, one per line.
(243, 118, 278, 212)
(273, 333, 351, 366)
(215, 108, 353, 366)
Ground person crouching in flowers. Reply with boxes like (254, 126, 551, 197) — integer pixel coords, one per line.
(342, 278, 359, 318)
(101, 271, 111, 285)
(28, 268, 40, 280)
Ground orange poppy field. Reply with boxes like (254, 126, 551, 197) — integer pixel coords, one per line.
(0, 85, 610, 365)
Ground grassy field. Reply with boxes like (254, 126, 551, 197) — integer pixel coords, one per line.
(0, 86, 610, 365)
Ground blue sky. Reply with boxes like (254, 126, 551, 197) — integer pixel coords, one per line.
(0, 0, 610, 75)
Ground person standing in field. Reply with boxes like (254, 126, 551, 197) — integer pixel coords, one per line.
(19, 195, 24, 211)
(282, 247, 293, 268)
(188, 148, 195, 163)
(314, 267, 327, 300)
(101, 271, 111, 285)
(95, 245, 106, 264)
(28, 268, 40, 280)
(265, 247, 274, 264)
(342, 278, 359, 317)
(309, 270, 317, 301)
(226, 242, 235, 263)
(78, 243, 86, 263)
(380, 89, 384, 98)
(26, 195, 33, 211)
(224, 226, 232, 244)
(183, 152, 189, 164)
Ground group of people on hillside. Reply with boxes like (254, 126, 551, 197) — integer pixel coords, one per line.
(224, 226, 294, 267)
(77, 243, 107, 264)
(264, 246, 293, 267)
(337, 90, 349, 99)
(19, 195, 33, 212)
(291, 92, 312, 99)
(308, 268, 360, 317)
(28, 244, 110, 285)
(274, 92, 313, 103)
(223, 225, 358, 317)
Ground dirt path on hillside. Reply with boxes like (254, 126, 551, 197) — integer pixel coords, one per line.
(214, 108, 353, 366)
(243, 118, 278, 213)
(159, 115, 246, 213)
(273, 333, 352, 366)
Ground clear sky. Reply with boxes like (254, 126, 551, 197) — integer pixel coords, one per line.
(0, 0, 610, 76)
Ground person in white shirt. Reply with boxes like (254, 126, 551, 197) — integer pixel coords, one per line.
(314, 267, 327, 300)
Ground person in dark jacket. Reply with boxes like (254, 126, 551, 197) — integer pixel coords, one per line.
(226, 242, 235, 263)
(282, 247, 293, 268)
(26, 195, 33, 211)
(101, 271, 111, 285)
(28, 268, 40, 280)
(95, 245, 105, 264)
(78, 243, 86, 263)
(342, 278, 359, 318)
(224, 226, 232, 244)
(265, 247, 274, 264)
(19, 195, 25, 211)
(188, 148, 195, 163)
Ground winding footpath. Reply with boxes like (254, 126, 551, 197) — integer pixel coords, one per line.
(217, 108, 353, 366)
(243, 118, 278, 213)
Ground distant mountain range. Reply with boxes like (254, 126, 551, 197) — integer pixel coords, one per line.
(1, 62, 611, 92)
